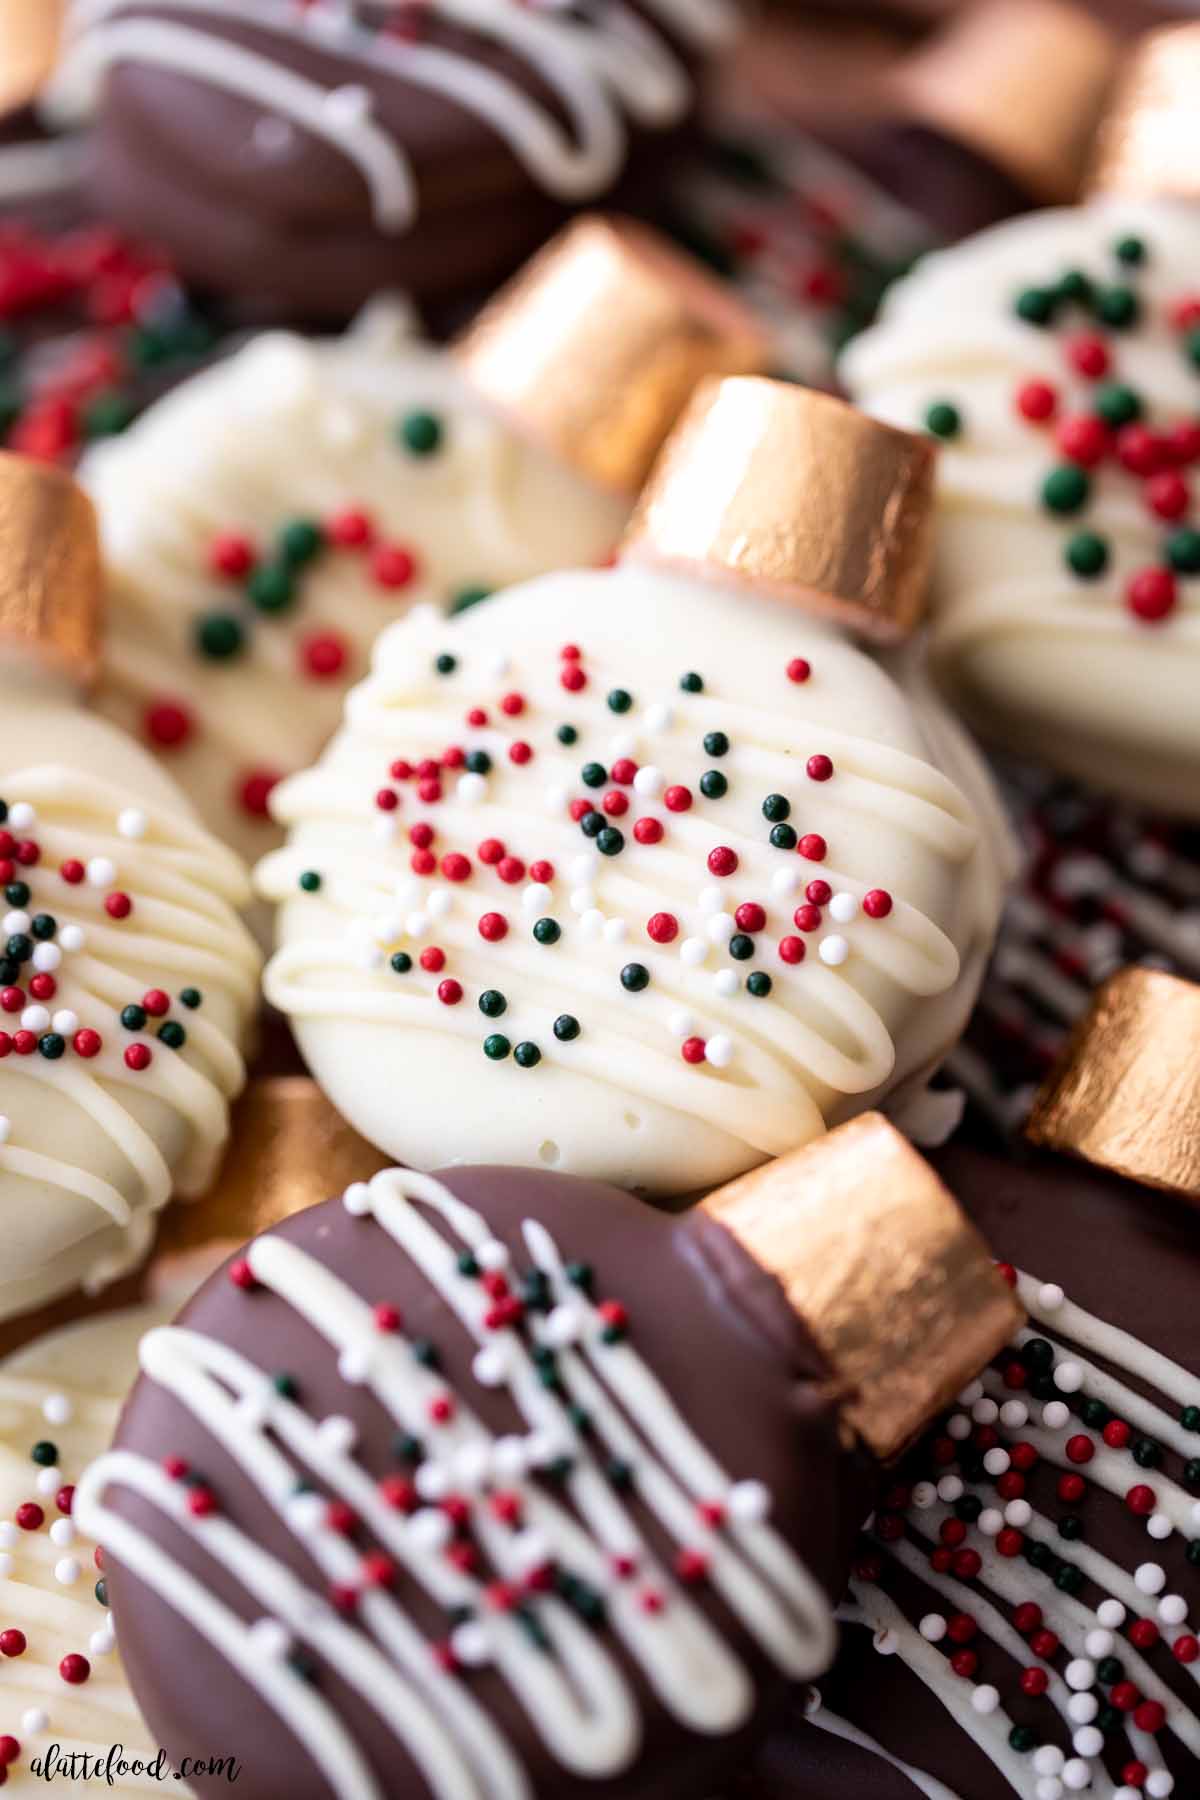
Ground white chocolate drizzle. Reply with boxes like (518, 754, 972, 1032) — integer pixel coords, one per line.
(74, 1166, 834, 1800)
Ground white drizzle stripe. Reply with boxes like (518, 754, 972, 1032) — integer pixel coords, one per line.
(835, 1266, 1200, 1797)
(55, 0, 734, 227)
(809, 1698, 965, 1800)
(75, 1168, 833, 1799)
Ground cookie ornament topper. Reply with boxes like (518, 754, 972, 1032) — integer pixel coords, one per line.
(0, 451, 259, 1332)
(257, 376, 1011, 1193)
(72, 1115, 1020, 1800)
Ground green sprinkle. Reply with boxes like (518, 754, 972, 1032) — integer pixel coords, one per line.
(479, 990, 507, 1018)
(157, 1021, 186, 1050)
(566, 1261, 594, 1294)
(769, 823, 798, 851)
(924, 400, 961, 439)
(298, 870, 322, 893)
(1114, 234, 1146, 266)
(581, 762, 606, 788)
(457, 1250, 480, 1278)
(762, 793, 790, 823)
(179, 988, 202, 1009)
(1096, 285, 1138, 329)
(1014, 286, 1058, 326)
(579, 810, 604, 839)
(94, 1578, 108, 1607)
(449, 584, 492, 615)
(30, 914, 56, 940)
(1167, 527, 1200, 573)
(729, 934, 754, 961)
(1007, 1726, 1036, 1754)
(273, 1373, 299, 1398)
(532, 918, 560, 946)
(1182, 1406, 1200, 1432)
(1065, 530, 1109, 578)
(746, 971, 772, 997)
(620, 962, 649, 993)
(3, 882, 28, 907)
(1095, 383, 1141, 427)
(83, 390, 135, 440)
(1057, 268, 1093, 306)
(679, 671, 703, 693)
(1186, 329, 1200, 370)
(278, 519, 324, 567)
(37, 1034, 65, 1060)
(391, 952, 413, 974)
(596, 827, 624, 856)
(483, 1033, 511, 1060)
(703, 731, 729, 757)
(556, 724, 578, 747)
(411, 1340, 440, 1370)
(194, 612, 245, 660)
(1041, 464, 1091, 514)
(247, 563, 296, 614)
(1054, 1564, 1083, 1594)
(1132, 1437, 1162, 1468)
(514, 1041, 541, 1068)
(398, 410, 443, 456)
(434, 653, 457, 676)
(606, 1457, 634, 1491)
(553, 1014, 580, 1041)
(464, 749, 491, 775)
(607, 688, 632, 714)
(30, 1440, 57, 1466)
(1058, 1514, 1084, 1540)
(1098, 1656, 1124, 1685)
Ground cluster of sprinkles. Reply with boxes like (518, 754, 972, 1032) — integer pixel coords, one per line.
(74, 1169, 832, 1795)
(0, 220, 217, 464)
(844, 1265, 1200, 1796)
(0, 1380, 124, 1789)
(147, 401, 496, 823)
(278, 638, 898, 1080)
(0, 794, 204, 1080)
(923, 227, 1200, 627)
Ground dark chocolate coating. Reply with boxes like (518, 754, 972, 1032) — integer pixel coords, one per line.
(778, 1142, 1200, 1797)
(84, 3, 723, 323)
(819, 121, 1032, 242)
(104, 1166, 876, 1799)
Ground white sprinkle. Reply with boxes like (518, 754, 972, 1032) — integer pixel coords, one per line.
(523, 884, 553, 914)
(946, 1413, 971, 1441)
(680, 937, 707, 967)
(492, 1436, 528, 1480)
(1146, 1774, 1175, 1796)
(696, 885, 723, 916)
(337, 1346, 370, 1386)
(970, 1685, 999, 1716)
(569, 888, 594, 916)
(318, 1415, 357, 1455)
(31, 943, 61, 972)
(511, 1529, 550, 1575)
(8, 802, 34, 830)
(644, 703, 673, 734)
(579, 909, 604, 940)
(408, 1509, 452, 1552)
(59, 925, 84, 952)
(1147, 1512, 1173, 1540)
(49, 1518, 75, 1547)
(1066, 1692, 1097, 1724)
(1083, 1629, 1113, 1659)
(971, 1397, 999, 1425)
(977, 1509, 1003, 1537)
(1033, 1747, 1064, 1777)
(450, 1622, 490, 1666)
(1004, 1500, 1032, 1528)
(248, 1619, 292, 1659)
(1096, 1599, 1126, 1629)
(54, 1556, 80, 1585)
(1037, 1283, 1065, 1310)
(1159, 1593, 1188, 1625)
(669, 1009, 696, 1038)
(713, 969, 738, 997)
(405, 910, 430, 939)
(453, 1444, 491, 1491)
(957, 1380, 984, 1406)
(343, 1181, 371, 1216)
(603, 918, 627, 945)
(819, 934, 849, 967)
(999, 1401, 1028, 1429)
(570, 853, 598, 885)
(117, 808, 147, 840)
(728, 1480, 770, 1522)
(1135, 1561, 1166, 1595)
(473, 1347, 508, 1389)
(609, 732, 637, 759)
(21, 1710, 48, 1736)
(325, 81, 372, 123)
(544, 1305, 582, 1348)
(706, 912, 735, 945)
(20, 1005, 49, 1033)
(457, 773, 487, 805)
(35, 1467, 59, 1497)
(912, 1482, 937, 1510)
(633, 765, 663, 797)
(829, 892, 858, 923)
(1070, 1728, 1103, 1761)
(51, 1010, 78, 1036)
(86, 857, 115, 888)
(1042, 1401, 1070, 1431)
(770, 867, 800, 897)
(1064, 1658, 1094, 1691)
(705, 1034, 733, 1069)
(3, 909, 29, 934)
(919, 1614, 946, 1642)
(545, 784, 569, 814)
(1053, 1361, 1084, 1394)
(936, 1475, 963, 1503)
(983, 1448, 1010, 1476)
(415, 1463, 450, 1502)
(426, 890, 453, 921)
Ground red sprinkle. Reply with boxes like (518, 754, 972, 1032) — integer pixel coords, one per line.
(1126, 566, 1177, 623)
(0, 1631, 26, 1658)
(786, 658, 811, 684)
(371, 543, 419, 589)
(778, 935, 805, 964)
(124, 1043, 152, 1072)
(863, 888, 893, 918)
(478, 912, 507, 943)
(797, 834, 827, 862)
(806, 754, 833, 782)
(59, 1654, 90, 1685)
(437, 979, 463, 1006)
(15, 1504, 43, 1531)
(707, 846, 738, 878)
(681, 1037, 706, 1064)
(1015, 379, 1057, 422)
(633, 818, 663, 845)
(1125, 1483, 1157, 1516)
(228, 1258, 256, 1291)
(328, 507, 374, 548)
(663, 785, 692, 813)
(441, 853, 471, 883)
(646, 912, 679, 944)
(104, 892, 132, 919)
(144, 701, 193, 748)
(735, 902, 766, 933)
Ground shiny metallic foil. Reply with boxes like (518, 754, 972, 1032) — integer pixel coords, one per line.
(0, 454, 101, 685)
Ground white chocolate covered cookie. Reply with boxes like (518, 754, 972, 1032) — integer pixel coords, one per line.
(257, 570, 1010, 1194)
(843, 197, 1200, 814)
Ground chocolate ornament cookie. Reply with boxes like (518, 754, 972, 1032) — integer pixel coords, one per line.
(257, 377, 1012, 1193)
(843, 27, 1200, 817)
(783, 969, 1200, 1798)
(73, 1116, 1020, 1800)
(0, 455, 259, 1329)
(50, 0, 740, 322)
(83, 217, 766, 875)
